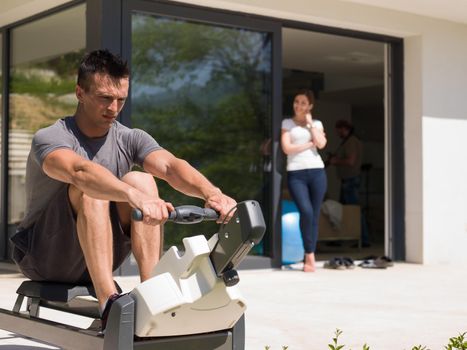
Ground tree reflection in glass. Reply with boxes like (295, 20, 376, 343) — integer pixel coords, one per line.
(131, 15, 272, 253)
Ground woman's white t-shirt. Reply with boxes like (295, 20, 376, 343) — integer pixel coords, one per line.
(281, 118, 325, 171)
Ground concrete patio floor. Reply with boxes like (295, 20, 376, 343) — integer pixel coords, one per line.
(0, 262, 466, 349)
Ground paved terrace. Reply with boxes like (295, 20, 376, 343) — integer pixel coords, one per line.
(0, 262, 465, 350)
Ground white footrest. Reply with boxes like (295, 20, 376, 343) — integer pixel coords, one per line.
(131, 235, 246, 337)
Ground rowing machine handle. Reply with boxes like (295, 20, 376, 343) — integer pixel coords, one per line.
(131, 205, 219, 224)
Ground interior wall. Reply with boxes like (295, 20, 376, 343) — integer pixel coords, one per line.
(174, 0, 467, 264)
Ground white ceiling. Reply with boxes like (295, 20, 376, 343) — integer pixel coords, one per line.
(283, 28, 384, 78)
(0, 0, 70, 28)
(1, 0, 34, 13)
(282, 27, 385, 105)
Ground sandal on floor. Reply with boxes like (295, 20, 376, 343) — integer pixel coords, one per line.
(324, 257, 346, 270)
(375, 256, 394, 268)
(358, 259, 387, 269)
(342, 257, 355, 269)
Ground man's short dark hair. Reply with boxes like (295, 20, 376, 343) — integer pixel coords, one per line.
(77, 49, 129, 91)
(335, 119, 353, 130)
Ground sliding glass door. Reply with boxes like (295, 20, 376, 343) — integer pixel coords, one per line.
(122, 1, 281, 262)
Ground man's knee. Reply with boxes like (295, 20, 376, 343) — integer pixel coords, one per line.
(121, 171, 158, 196)
(68, 185, 110, 215)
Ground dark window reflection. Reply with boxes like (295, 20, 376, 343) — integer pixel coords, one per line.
(131, 14, 272, 255)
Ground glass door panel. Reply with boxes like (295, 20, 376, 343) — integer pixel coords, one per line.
(130, 12, 273, 255)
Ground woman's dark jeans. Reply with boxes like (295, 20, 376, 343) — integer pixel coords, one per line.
(287, 168, 327, 253)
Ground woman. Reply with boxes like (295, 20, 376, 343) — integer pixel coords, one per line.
(281, 90, 327, 272)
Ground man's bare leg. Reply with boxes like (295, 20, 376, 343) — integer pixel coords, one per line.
(117, 171, 161, 282)
(69, 185, 117, 310)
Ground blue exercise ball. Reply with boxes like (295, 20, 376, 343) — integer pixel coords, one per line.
(281, 200, 304, 265)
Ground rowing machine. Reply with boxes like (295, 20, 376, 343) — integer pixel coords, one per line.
(0, 200, 266, 349)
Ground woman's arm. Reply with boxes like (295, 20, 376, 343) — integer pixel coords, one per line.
(306, 114, 327, 149)
(308, 126, 327, 149)
(281, 129, 314, 155)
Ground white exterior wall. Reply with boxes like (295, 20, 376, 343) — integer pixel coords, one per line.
(172, 0, 467, 264)
(421, 25, 467, 264)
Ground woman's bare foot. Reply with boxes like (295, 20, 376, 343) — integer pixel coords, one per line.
(303, 253, 316, 272)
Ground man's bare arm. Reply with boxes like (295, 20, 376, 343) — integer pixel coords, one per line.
(142, 149, 236, 219)
(143, 150, 217, 199)
(43, 149, 136, 200)
(42, 149, 172, 223)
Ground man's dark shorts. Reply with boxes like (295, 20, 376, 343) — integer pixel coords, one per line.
(10, 185, 131, 284)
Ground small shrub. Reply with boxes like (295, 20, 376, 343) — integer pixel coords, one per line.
(445, 332, 467, 350)
(328, 328, 345, 350)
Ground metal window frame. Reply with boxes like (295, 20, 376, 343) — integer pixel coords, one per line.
(1, 30, 9, 260)
(387, 41, 405, 260)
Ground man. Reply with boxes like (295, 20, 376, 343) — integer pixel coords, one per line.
(328, 119, 369, 247)
(10, 49, 236, 328)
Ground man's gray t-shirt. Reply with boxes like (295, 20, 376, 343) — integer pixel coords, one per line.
(19, 116, 162, 229)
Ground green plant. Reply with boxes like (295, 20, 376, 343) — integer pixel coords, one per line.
(327, 329, 370, 350)
(328, 329, 344, 350)
(411, 346, 428, 350)
(445, 332, 467, 350)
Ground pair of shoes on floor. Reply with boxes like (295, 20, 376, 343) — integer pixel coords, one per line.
(323, 257, 355, 270)
(100, 293, 128, 331)
(358, 255, 394, 269)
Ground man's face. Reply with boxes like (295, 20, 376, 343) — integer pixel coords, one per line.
(76, 73, 129, 131)
(336, 127, 349, 139)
